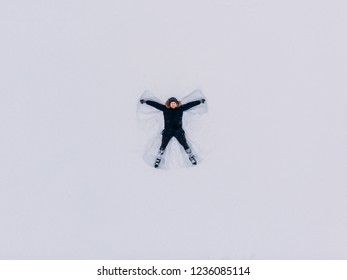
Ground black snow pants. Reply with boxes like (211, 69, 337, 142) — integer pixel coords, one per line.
(160, 128, 190, 151)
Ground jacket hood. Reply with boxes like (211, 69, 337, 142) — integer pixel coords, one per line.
(165, 97, 181, 108)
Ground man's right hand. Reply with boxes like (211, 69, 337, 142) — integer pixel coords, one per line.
(140, 99, 146, 104)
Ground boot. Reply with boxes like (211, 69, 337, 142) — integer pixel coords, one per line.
(154, 149, 164, 168)
(186, 149, 197, 165)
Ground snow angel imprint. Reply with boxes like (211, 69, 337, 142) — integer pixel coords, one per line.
(139, 96, 206, 168)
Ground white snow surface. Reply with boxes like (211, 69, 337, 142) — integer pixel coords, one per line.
(0, 0, 347, 259)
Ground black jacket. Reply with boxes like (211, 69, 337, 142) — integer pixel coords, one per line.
(145, 100, 202, 129)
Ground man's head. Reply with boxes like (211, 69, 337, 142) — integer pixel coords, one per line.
(166, 97, 180, 109)
(170, 101, 178, 109)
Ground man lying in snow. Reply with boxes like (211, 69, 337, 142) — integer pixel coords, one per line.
(140, 96, 206, 168)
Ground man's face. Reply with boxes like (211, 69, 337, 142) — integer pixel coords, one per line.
(170, 102, 178, 109)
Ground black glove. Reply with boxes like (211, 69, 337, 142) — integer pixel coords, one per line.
(201, 98, 206, 104)
(140, 99, 146, 104)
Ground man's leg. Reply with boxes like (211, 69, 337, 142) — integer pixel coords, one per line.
(160, 133, 172, 151)
(175, 129, 197, 165)
(154, 130, 172, 168)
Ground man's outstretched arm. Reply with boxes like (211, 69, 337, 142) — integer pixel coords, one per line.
(181, 99, 205, 111)
(140, 99, 165, 111)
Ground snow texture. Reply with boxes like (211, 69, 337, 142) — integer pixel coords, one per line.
(0, 0, 347, 259)
(137, 89, 207, 169)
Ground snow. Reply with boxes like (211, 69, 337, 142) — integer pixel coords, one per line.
(0, 0, 347, 259)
